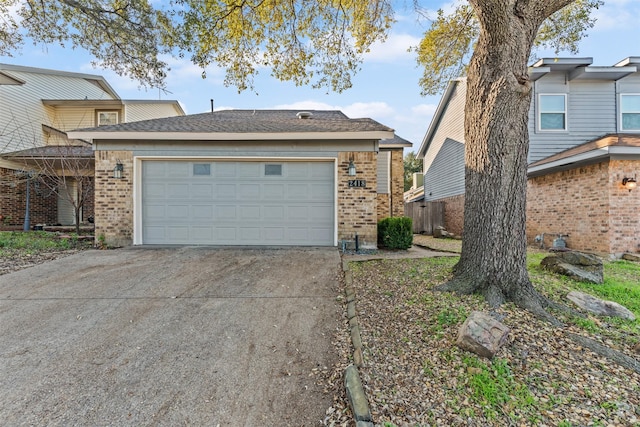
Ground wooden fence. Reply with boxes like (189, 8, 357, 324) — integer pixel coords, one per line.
(404, 201, 444, 235)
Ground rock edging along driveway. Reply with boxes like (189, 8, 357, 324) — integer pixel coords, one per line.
(341, 258, 374, 427)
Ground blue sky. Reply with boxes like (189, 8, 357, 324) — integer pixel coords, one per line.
(1, 0, 639, 151)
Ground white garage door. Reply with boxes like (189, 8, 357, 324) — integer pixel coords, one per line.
(141, 160, 335, 245)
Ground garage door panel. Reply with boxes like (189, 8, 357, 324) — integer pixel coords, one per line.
(237, 162, 261, 177)
(311, 183, 333, 199)
(238, 184, 260, 198)
(263, 183, 285, 199)
(166, 205, 189, 219)
(167, 163, 190, 177)
(217, 228, 237, 241)
(216, 163, 236, 177)
(142, 160, 334, 245)
(144, 183, 166, 198)
(217, 184, 237, 199)
(309, 205, 334, 221)
(239, 227, 260, 240)
(190, 227, 213, 241)
(143, 162, 166, 177)
(240, 205, 261, 219)
(143, 204, 166, 219)
(167, 184, 189, 198)
(192, 205, 213, 220)
(166, 226, 189, 240)
(287, 184, 309, 199)
(217, 205, 237, 220)
(264, 206, 285, 221)
(191, 184, 214, 198)
(263, 227, 285, 241)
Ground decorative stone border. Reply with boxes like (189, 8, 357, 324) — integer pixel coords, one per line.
(342, 259, 373, 426)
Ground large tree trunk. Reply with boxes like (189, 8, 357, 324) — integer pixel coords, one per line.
(440, 0, 575, 319)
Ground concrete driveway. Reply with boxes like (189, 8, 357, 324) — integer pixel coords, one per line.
(0, 247, 342, 426)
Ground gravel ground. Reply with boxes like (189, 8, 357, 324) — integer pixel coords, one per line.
(324, 250, 640, 426)
(0, 249, 86, 276)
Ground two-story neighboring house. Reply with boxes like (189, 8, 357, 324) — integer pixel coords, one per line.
(411, 57, 640, 256)
(0, 64, 184, 228)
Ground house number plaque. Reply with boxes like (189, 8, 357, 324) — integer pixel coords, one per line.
(348, 179, 367, 188)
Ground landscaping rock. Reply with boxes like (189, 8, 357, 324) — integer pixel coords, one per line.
(622, 253, 640, 262)
(456, 311, 510, 359)
(344, 365, 372, 422)
(433, 226, 453, 239)
(541, 251, 604, 284)
(567, 291, 636, 320)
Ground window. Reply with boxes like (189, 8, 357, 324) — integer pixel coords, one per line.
(621, 94, 640, 131)
(193, 163, 211, 176)
(265, 164, 282, 176)
(97, 111, 118, 126)
(539, 94, 566, 131)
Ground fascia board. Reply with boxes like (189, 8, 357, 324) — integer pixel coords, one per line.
(527, 148, 610, 176)
(417, 79, 461, 159)
(67, 130, 395, 141)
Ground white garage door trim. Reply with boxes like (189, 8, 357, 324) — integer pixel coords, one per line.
(133, 156, 338, 246)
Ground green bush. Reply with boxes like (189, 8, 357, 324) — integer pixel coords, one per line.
(377, 217, 413, 249)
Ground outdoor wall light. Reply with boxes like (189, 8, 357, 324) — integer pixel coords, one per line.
(622, 177, 637, 192)
(113, 161, 124, 179)
(348, 158, 357, 176)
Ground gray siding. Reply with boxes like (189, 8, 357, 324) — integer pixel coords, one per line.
(422, 82, 466, 175)
(376, 150, 390, 194)
(529, 77, 618, 163)
(424, 138, 465, 202)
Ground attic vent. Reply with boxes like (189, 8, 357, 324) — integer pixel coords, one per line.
(296, 111, 313, 119)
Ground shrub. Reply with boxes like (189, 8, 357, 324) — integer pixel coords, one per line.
(378, 217, 413, 249)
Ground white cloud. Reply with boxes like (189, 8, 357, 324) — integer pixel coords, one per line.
(272, 100, 395, 119)
(363, 33, 421, 63)
(410, 103, 438, 117)
(589, 0, 640, 31)
(271, 99, 436, 147)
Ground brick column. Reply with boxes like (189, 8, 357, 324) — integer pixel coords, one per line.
(94, 151, 133, 247)
(337, 152, 378, 248)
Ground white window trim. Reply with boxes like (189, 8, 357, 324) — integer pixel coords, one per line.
(619, 93, 640, 132)
(537, 93, 568, 132)
(97, 111, 119, 126)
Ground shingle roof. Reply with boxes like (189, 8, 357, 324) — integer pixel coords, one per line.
(73, 109, 394, 134)
(4, 145, 93, 159)
(380, 134, 413, 148)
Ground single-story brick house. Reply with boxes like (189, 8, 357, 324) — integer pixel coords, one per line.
(69, 109, 411, 248)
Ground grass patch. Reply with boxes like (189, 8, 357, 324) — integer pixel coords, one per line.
(464, 356, 536, 421)
(0, 231, 91, 256)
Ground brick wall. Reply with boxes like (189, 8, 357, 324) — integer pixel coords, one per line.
(0, 167, 57, 227)
(377, 193, 390, 221)
(442, 194, 465, 236)
(337, 151, 378, 248)
(390, 149, 405, 217)
(82, 178, 95, 222)
(608, 160, 640, 254)
(526, 162, 612, 253)
(376, 149, 405, 221)
(94, 151, 133, 246)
